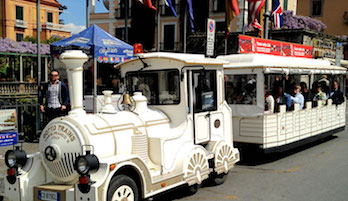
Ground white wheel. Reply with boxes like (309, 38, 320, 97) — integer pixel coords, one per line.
(108, 175, 139, 201)
(183, 147, 210, 186)
(214, 143, 237, 175)
(112, 185, 135, 201)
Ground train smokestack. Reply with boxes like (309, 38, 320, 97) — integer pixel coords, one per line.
(59, 50, 89, 116)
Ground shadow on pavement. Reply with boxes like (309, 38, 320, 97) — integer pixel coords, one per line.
(238, 135, 338, 166)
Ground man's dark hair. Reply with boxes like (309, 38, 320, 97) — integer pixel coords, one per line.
(50, 69, 60, 75)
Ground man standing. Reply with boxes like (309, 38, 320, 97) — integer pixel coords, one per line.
(329, 81, 344, 105)
(39, 70, 69, 125)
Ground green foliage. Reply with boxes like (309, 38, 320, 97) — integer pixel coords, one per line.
(23, 35, 63, 44)
(23, 36, 37, 43)
(42, 36, 63, 44)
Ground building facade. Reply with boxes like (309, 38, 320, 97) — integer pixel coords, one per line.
(90, 0, 297, 51)
(297, 0, 348, 36)
(0, 0, 70, 42)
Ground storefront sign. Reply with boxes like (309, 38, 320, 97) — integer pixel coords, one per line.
(0, 132, 17, 147)
(239, 35, 313, 58)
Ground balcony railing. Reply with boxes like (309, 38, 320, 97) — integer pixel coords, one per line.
(159, 42, 181, 52)
(15, 19, 28, 29)
(115, 8, 132, 19)
(41, 22, 70, 32)
(0, 82, 38, 96)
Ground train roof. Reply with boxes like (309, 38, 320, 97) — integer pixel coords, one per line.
(115, 52, 228, 68)
(218, 54, 347, 72)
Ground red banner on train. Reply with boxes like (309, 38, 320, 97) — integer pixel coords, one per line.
(239, 35, 313, 58)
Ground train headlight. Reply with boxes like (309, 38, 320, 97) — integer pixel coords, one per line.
(5, 149, 27, 168)
(75, 154, 99, 175)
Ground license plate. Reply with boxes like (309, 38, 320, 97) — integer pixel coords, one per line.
(38, 190, 60, 201)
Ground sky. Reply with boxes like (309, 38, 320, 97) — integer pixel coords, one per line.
(58, 0, 108, 34)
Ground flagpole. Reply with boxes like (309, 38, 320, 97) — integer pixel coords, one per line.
(157, 0, 160, 51)
(125, 0, 129, 42)
(183, 5, 187, 53)
(263, 0, 270, 39)
(242, 0, 246, 35)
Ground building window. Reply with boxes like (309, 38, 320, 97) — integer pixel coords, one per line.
(16, 6, 23, 20)
(284, 0, 288, 10)
(213, 0, 225, 12)
(311, 0, 323, 16)
(115, 27, 125, 41)
(16, 33, 24, 42)
(47, 12, 53, 23)
(162, 24, 175, 51)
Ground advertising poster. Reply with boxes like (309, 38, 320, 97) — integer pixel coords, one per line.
(0, 109, 18, 146)
(239, 35, 313, 58)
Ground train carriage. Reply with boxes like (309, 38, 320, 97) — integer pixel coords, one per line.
(218, 53, 346, 155)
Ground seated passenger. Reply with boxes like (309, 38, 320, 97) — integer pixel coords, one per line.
(313, 84, 327, 105)
(244, 83, 256, 104)
(329, 81, 344, 105)
(300, 82, 309, 100)
(272, 84, 286, 112)
(264, 84, 274, 114)
(287, 85, 304, 110)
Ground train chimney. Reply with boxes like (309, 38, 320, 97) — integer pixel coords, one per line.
(59, 50, 89, 116)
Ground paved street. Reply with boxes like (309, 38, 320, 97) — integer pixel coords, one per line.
(153, 115, 348, 201)
(0, 116, 348, 201)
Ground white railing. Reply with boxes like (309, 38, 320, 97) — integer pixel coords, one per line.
(15, 19, 28, 28)
(41, 22, 70, 32)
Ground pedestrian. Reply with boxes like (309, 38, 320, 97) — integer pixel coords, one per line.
(39, 70, 69, 126)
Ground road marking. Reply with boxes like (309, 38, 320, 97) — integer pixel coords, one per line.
(316, 151, 329, 158)
(0, 155, 3, 160)
(201, 188, 239, 200)
(241, 164, 303, 174)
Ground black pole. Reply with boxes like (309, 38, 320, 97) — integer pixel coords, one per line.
(242, 0, 246, 35)
(125, 0, 129, 42)
(36, 0, 41, 137)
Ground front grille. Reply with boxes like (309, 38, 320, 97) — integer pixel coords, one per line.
(44, 152, 80, 180)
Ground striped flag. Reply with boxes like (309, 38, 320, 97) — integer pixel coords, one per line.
(225, 0, 240, 33)
(136, 0, 157, 11)
(247, 0, 265, 27)
(164, 0, 177, 17)
(272, 0, 283, 28)
(252, 19, 263, 30)
(186, 0, 194, 32)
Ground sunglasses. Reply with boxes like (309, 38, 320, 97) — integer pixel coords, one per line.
(50, 74, 59, 77)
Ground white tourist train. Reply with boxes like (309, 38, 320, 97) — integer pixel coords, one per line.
(218, 53, 346, 156)
(1, 50, 239, 201)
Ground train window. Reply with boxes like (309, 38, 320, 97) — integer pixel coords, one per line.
(192, 70, 217, 112)
(126, 69, 180, 105)
(225, 74, 257, 105)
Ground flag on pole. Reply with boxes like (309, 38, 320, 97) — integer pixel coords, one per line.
(225, 0, 240, 33)
(252, 19, 263, 30)
(247, 0, 265, 27)
(137, 0, 157, 11)
(272, 0, 283, 28)
(186, 0, 194, 32)
(164, 0, 177, 17)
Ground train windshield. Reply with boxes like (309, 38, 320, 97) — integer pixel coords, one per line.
(126, 69, 180, 105)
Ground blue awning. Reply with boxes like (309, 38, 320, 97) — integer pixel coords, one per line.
(51, 24, 134, 63)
